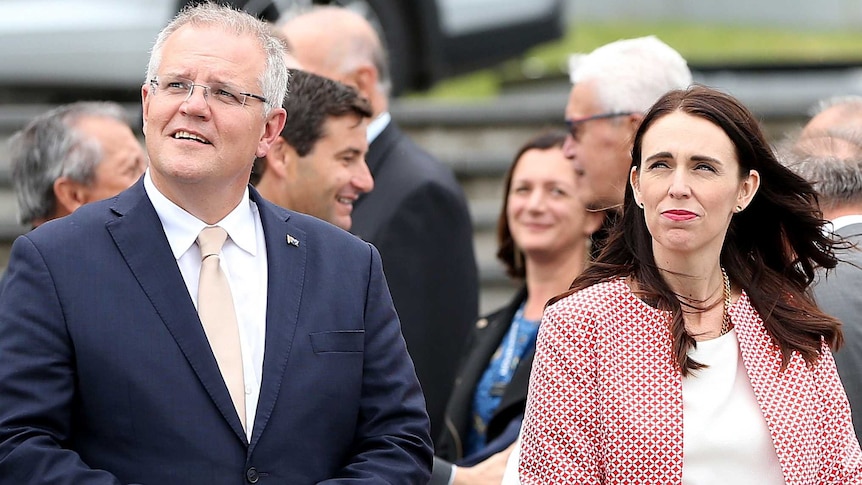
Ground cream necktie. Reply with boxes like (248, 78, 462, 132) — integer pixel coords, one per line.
(197, 226, 246, 431)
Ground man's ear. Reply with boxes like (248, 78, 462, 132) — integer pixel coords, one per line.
(263, 137, 290, 178)
(736, 169, 761, 212)
(271, 137, 304, 182)
(626, 113, 643, 132)
(350, 64, 378, 102)
(141, 82, 152, 132)
(256, 107, 287, 158)
(53, 176, 87, 216)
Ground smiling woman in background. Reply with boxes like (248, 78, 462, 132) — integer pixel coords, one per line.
(517, 86, 862, 484)
(431, 131, 603, 485)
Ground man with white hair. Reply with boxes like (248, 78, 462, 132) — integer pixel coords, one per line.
(564, 36, 692, 213)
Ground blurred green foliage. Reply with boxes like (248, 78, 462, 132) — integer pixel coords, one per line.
(414, 21, 862, 100)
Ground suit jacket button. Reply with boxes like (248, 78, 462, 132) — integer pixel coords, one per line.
(476, 318, 488, 329)
(246, 467, 259, 483)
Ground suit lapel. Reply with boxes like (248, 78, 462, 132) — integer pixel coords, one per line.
(247, 189, 306, 452)
(448, 290, 525, 443)
(105, 180, 247, 443)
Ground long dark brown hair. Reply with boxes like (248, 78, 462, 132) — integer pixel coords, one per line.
(554, 85, 843, 375)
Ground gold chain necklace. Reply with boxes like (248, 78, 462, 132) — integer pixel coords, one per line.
(719, 267, 733, 336)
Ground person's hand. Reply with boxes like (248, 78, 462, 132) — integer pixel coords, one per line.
(452, 442, 517, 485)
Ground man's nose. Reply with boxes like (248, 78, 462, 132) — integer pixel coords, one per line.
(353, 159, 374, 194)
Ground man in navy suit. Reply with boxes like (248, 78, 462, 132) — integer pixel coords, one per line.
(0, 4, 431, 484)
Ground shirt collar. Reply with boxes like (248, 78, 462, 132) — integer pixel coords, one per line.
(366, 111, 391, 144)
(830, 214, 862, 232)
(143, 169, 258, 259)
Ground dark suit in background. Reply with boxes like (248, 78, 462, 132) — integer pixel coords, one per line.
(431, 289, 530, 484)
(0, 182, 432, 484)
(816, 223, 862, 443)
(351, 120, 479, 441)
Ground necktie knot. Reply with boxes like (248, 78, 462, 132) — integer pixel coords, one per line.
(198, 226, 228, 261)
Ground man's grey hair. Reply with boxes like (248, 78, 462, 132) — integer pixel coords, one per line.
(8, 102, 129, 225)
(145, 2, 289, 116)
(809, 95, 862, 117)
(569, 36, 692, 114)
(782, 128, 862, 212)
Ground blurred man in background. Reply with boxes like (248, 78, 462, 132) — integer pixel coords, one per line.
(253, 70, 373, 231)
(800, 95, 862, 139)
(281, 6, 479, 440)
(783, 106, 862, 444)
(564, 35, 692, 211)
(8, 101, 147, 228)
(561, 36, 691, 253)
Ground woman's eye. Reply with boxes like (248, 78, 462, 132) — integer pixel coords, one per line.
(647, 161, 669, 170)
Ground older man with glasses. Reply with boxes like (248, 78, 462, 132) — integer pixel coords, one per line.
(563, 36, 691, 214)
(0, 4, 432, 484)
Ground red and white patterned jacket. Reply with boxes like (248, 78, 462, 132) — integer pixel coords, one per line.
(518, 278, 862, 484)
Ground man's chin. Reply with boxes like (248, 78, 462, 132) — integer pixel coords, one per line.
(332, 216, 352, 231)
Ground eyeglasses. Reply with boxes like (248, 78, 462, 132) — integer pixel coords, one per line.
(565, 112, 635, 141)
(148, 76, 269, 108)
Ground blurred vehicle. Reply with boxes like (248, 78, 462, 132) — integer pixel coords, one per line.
(0, 0, 566, 98)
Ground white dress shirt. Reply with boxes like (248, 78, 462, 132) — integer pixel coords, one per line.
(366, 111, 391, 144)
(144, 171, 268, 440)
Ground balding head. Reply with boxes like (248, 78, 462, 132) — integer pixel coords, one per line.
(801, 95, 862, 139)
(280, 6, 389, 114)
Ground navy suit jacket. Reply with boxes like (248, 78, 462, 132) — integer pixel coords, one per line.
(0, 180, 432, 484)
(351, 120, 478, 441)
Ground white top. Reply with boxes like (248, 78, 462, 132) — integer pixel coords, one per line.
(144, 170, 268, 441)
(501, 435, 522, 485)
(682, 329, 784, 484)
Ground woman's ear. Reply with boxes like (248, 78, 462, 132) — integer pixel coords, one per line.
(629, 166, 642, 207)
(736, 169, 761, 212)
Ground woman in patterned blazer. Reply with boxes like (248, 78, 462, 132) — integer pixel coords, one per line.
(518, 85, 862, 484)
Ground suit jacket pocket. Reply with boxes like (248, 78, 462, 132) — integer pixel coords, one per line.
(309, 330, 365, 353)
